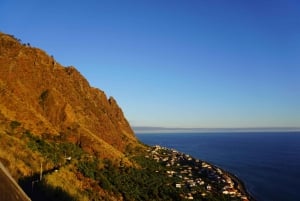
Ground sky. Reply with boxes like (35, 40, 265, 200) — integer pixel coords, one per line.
(1, 0, 300, 129)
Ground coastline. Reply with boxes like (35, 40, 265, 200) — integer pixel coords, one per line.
(207, 162, 256, 201)
(137, 132, 300, 201)
(146, 145, 255, 201)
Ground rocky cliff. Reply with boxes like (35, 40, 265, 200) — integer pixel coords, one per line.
(0, 32, 138, 174)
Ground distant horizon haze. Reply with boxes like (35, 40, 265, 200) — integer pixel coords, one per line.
(1, 0, 299, 128)
(133, 126, 300, 133)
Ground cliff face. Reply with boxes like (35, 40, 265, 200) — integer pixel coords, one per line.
(0, 32, 137, 159)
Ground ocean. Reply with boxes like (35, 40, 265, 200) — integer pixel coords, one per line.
(136, 132, 300, 201)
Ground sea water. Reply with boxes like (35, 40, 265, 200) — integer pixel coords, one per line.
(136, 132, 300, 201)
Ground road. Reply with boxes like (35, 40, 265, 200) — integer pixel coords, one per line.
(0, 162, 31, 201)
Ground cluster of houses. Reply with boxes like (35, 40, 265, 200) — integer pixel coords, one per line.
(146, 145, 250, 201)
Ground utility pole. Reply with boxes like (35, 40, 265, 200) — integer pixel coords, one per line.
(40, 161, 43, 181)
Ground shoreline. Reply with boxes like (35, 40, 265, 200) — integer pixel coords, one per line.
(207, 162, 256, 201)
(225, 170, 256, 201)
(147, 145, 255, 201)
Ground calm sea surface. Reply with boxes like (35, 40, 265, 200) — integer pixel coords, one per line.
(136, 132, 300, 201)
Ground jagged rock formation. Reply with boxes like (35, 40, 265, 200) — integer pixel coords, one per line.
(0, 32, 137, 167)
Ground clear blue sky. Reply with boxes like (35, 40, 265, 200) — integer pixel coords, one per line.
(1, 0, 299, 128)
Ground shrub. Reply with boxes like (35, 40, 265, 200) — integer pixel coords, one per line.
(10, 121, 21, 129)
(77, 158, 99, 180)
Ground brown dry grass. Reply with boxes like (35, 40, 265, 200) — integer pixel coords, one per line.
(45, 165, 89, 201)
(0, 130, 43, 179)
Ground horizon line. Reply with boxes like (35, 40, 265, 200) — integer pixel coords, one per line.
(133, 126, 300, 133)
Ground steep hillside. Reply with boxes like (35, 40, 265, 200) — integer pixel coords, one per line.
(0, 31, 147, 200)
(0, 31, 138, 155)
(0, 31, 144, 193)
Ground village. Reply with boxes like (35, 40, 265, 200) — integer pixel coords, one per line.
(145, 145, 251, 201)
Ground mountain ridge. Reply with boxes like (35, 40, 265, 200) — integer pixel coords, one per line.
(0, 32, 138, 177)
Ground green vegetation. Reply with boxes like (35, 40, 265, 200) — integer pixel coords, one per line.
(10, 120, 21, 129)
(23, 131, 237, 200)
(25, 131, 83, 165)
(105, 158, 180, 200)
(75, 155, 181, 201)
(77, 158, 99, 180)
(75, 152, 235, 201)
